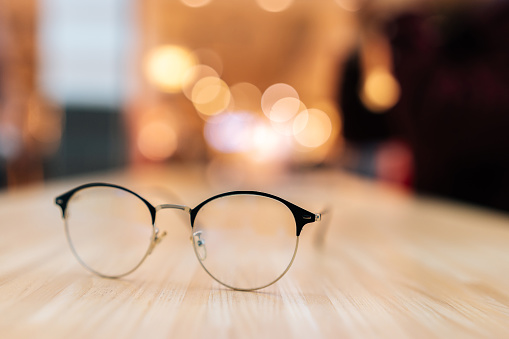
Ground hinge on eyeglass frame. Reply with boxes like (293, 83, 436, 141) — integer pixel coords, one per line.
(303, 214, 322, 222)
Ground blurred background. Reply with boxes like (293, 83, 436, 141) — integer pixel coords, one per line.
(0, 0, 508, 211)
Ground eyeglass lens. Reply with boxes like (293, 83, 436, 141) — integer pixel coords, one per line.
(192, 194, 298, 290)
(64, 186, 154, 278)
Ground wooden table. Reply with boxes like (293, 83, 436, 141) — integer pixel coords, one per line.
(1, 165, 509, 338)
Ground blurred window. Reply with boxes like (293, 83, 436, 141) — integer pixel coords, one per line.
(38, 0, 135, 107)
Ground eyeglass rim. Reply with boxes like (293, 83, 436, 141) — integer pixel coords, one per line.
(191, 190, 317, 236)
(56, 182, 319, 236)
(56, 183, 157, 223)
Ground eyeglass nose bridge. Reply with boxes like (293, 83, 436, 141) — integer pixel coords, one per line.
(155, 204, 191, 213)
(150, 204, 192, 253)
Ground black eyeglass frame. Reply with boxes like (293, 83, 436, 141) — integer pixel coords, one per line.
(55, 182, 320, 237)
(55, 182, 323, 290)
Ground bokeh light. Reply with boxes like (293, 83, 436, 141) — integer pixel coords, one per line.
(182, 65, 220, 100)
(250, 121, 287, 162)
(360, 67, 401, 113)
(179, 0, 213, 8)
(292, 109, 309, 136)
(261, 83, 299, 119)
(137, 120, 178, 161)
(269, 97, 304, 123)
(313, 100, 342, 140)
(204, 111, 287, 162)
(144, 45, 197, 93)
(204, 111, 255, 153)
(256, 0, 294, 13)
(293, 108, 332, 148)
(191, 76, 231, 116)
(269, 97, 307, 136)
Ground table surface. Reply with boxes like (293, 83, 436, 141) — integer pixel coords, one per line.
(1, 165, 509, 338)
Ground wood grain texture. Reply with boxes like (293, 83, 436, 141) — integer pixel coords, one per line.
(1, 165, 509, 338)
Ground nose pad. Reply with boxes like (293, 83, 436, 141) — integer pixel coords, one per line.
(148, 228, 167, 255)
(191, 231, 207, 261)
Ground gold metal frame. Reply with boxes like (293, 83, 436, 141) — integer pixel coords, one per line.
(57, 183, 326, 290)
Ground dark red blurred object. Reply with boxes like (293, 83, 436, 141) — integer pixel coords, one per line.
(340, 2, 509, 212)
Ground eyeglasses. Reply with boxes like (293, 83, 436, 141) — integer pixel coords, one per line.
(55, 182, 325, 291)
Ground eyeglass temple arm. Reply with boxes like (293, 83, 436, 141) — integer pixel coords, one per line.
(313, 207, 332, 248)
